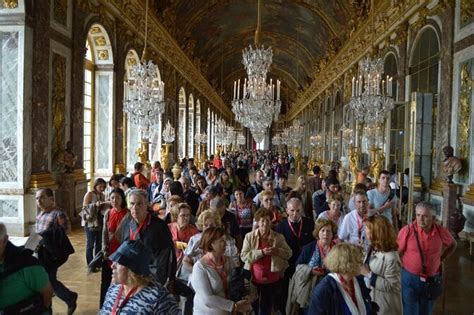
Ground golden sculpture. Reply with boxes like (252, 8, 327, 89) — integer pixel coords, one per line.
(171, 162, 182, 180)
(52, 54, 66, 171)
(369, 147, 384, 184)
(349, 145, 359, 191)
(2, 0, 17, 8)
(458, 63, 472, 161)
(161, 144, 171, 171)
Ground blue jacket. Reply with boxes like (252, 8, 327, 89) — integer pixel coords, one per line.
(308, 275, 373, 315)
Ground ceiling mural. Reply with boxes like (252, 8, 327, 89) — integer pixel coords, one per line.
(153, 0, 353, 114)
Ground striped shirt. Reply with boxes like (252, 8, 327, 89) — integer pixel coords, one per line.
(100, 282, 180, 315)
(36, 209, 71, 233)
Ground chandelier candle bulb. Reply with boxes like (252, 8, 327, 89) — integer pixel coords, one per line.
(233, 81, 236, 100)
(352, 77, 355, 97)
(277, 80, 280, 100)
(243, 78, 247, 97)
(237, 79, 240, 99)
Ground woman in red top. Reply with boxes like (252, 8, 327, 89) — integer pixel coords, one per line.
(100, 188, 129, 308)
(168, 203, 199, 265)
(241, 209, 292, 315)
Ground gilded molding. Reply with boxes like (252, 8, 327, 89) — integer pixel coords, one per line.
(457, 62, 472, 161)
(287, 0, 438, 120)
(1, 0, 17, 9)
(95, 0, 232, 119)
(461, 0, 474, 26)
(29, 172, 58, 189)
(53, 0, 68, 26)
(51, 53, 67, 171)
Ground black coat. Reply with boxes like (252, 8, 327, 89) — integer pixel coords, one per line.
(38, 226, 75, 271)
(120, 214, 177, 285)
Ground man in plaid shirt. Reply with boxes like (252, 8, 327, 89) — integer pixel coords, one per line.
(35, 188, 77, 314)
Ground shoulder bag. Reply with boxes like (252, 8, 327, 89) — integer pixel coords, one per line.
(412, 224, 443, 300)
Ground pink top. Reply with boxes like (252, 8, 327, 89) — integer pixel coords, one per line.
(397, 222, 454, 276)
(168, 223, 199, 264)
(251, 240, 280, 284)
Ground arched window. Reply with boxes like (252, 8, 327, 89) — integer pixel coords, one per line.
(124, 49, 140, 171)
(333, 91, 343, 160)
(187, 94, 194, 157)
(409, 27, 440, 187)
(207, 107, 211, 156)
(83, 24, 114, 180)
(178, 87, 186, 159)
(196, 100, 201, 135)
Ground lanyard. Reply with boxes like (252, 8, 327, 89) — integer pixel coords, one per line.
(288, 219, 303, 240)
(129, 213, 150, 240)
(111, 285, 138, 315)
(317, 240, 332, 261)
(205, 254, 228, 298)
(356, 212, 365, 241)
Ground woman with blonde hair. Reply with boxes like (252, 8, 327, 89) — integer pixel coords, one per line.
(183, 210, 239, 275)
(168, 203, 199, 265)
(360, 215, 401, 314)
(308, 243, 374, 314)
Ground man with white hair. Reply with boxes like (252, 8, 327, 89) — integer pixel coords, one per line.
(120, 189, 177, 286)
(397, 201, 457, 315)
(0, 223, 53, 313)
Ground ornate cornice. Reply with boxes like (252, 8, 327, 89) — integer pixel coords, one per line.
(286, 0, 445, 120)
(91, 0, 231, 119)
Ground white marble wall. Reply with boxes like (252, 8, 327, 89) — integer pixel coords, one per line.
(0, 1, 35, 235)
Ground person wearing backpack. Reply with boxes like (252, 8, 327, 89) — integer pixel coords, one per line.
(397, 201, 457, 315)
(35, 188, 77, 314)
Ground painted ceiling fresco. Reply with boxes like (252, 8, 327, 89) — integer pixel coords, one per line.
(153, 0, 354, 114)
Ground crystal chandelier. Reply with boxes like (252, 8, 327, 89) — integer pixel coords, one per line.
(162, 120, 175, 143)
(195, 132, 207, 145)
(349, 56, 393, 126)
(123, 0, 165, 139)
(281, 120, 303, 148)
(231, 0, 281, 143)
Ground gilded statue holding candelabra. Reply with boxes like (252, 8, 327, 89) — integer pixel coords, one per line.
(349, 145, 359, 191)
(370, 146, 384, 183)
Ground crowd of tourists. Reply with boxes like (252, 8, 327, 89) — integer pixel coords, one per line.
(0, 149, 457, 315)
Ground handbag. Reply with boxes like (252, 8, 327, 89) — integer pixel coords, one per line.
(88, 250, 105, 273)
(412, 225, 443, 300)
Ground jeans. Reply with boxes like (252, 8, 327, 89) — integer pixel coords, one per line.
(401, 268, 436, 315)
(85, 226, 102, 265)
(47, 268, 76, 306)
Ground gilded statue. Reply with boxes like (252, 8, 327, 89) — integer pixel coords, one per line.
(442, 146, 462, 183)
(370, 148, 384, 182)
(135, 145, 148, 165)
(458, 63, 472, 160)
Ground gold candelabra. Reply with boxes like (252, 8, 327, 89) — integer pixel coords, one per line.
(349, 145, 360, 191)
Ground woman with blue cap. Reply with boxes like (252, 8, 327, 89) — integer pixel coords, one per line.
(100, 240, 180, 314)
